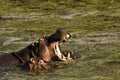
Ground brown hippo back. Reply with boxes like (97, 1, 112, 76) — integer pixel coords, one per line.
(0, 53, 19, 67)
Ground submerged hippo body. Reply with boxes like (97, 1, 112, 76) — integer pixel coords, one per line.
(0, 53, 19, 67)
(0, 43, 37, 67)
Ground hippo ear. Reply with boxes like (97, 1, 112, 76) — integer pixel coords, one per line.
(42, 35, 46, 38)
(39, 35, 46, 42)
(38, 37, 42, 42)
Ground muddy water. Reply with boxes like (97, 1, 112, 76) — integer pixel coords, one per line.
(0, 10, 115, 20)
(0, 9, 120, 79)
(71, 32, 120, 45)
(0, 28, 16, 34)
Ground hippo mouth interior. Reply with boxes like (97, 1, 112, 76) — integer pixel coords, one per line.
(54, 42, 66, 61)
(54, 42, 62, 57)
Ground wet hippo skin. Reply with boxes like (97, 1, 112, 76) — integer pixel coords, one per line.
(0, 28, 73, 67)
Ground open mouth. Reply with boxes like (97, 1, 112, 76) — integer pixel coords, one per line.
(54, 42, 61, 57)
(60, 39, 68, 43)
(54, 42, 67, 61)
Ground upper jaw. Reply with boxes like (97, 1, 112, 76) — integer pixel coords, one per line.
(58, 40, 67, 43)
